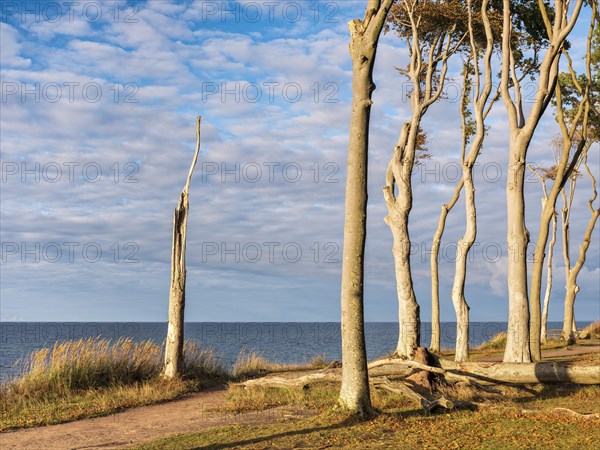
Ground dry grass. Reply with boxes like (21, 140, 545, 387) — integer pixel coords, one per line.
(221, 379, 414, 415)
(476, 331, 507, 350)
(0, 337, 228, 430)
(138, 383, 600, 450)
(231, 350, 328, 380)
(580, 320, 600, 339)
(7, 338, 163, 395)
(1, 339, 332, 430)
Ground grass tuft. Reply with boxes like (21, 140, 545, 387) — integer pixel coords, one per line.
(231, 349, 328, 380)
(580, 320, 600, 339)
(477, 332, 507, 350)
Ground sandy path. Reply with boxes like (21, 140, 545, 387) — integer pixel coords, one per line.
(479, 344, 600, 362)
(0, 385, 314, 450)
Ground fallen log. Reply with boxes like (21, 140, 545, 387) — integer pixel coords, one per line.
(370, 358, 600, 385)
(238, 371, 340, 388)
(438, 361, 600, 385)
(368, 357, 444, 374)
(372, 378, 454, 414)
(238, 360, 600, 390)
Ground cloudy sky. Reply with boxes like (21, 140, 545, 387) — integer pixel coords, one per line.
(1, 0, 598, 324)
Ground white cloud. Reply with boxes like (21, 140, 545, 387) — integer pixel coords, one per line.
(0, 23, 31, 68)
(1, 1, 598, 323)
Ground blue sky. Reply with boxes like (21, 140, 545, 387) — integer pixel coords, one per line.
(1, 0, 598, 323)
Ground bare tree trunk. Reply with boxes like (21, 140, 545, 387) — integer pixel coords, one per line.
(500, 0, 584, 363)
(529, 79, 591, 359)
(162, 117, 202, 380)
(430, 181, 463, 353)
(339, 0, 393, 417)
(529, 204, 555, 358)
(449, 0, 496, 362)
(384, 1, 460, 359)
(562, 156, 599, 343)
(384, 122, 421, 358)
(504, 137, 532, 363)
(540, 213, 557, 344)
(451, 166, 475, 362)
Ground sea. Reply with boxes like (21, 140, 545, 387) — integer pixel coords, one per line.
(0, 321, 580, 381)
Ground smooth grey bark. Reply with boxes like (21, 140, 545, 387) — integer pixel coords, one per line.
(501, 0, 584, 363)
(162, 117, 201, 379)
(529, 69, 591, 360)
(430, 180, 463, 353)
(339, 0, 393, 417)
(530, 5, 595, 358)
(385, 0, 462, 358)
(384, 122, 421, 358)
(561, 153, 599, 343)
(528, 168, 559, 345)
(540, 212, 557, 344)
(449, 0, 496, 362)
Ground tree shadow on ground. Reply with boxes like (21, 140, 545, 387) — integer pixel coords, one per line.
(509, 383, 595, 408)
(191, 407, 437, 450)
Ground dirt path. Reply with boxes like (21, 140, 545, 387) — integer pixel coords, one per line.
(0, 385, 314, 450)
(478, 344, 600, 362)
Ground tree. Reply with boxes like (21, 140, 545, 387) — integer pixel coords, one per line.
(448, 0, 498, 362)
(528, 1, 596, 359)
(560, 153, 598, 343)
(384, 0, 466, 358)
(430, 181, 462, 353)
(500, 0, 583, 363)
(162, 117, 201, 379)
(430, 0, 549, 354)
(339, 0, 394, 417)
(528, 163, 559, 344)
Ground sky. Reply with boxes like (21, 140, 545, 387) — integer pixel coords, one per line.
(1, 0, 598, 324)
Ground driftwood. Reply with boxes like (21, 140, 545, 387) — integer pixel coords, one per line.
(235, 355, 599, 417)
(239, 372, 340, 389)
(238, 358, 600, 391)
(370, 357, 600, 385)
(372, 377, 454, 414)
(369, 358, 501, 392)
(438, 360, 600, 385)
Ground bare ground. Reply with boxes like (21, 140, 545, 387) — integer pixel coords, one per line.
(0, 385, 315, 450)
(478, 343, 600, 362)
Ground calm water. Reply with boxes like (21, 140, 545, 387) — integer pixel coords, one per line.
(0, 321, 578, 381)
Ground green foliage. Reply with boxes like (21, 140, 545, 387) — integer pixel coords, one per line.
(461, 58, 477, 145)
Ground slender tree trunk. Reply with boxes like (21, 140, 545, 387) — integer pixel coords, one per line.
(163, 117, 202, 379)
(529, 205, 555, 359)
(339, 0, 393, 416)
(529, 126, 588, 359)
(431, 181, 463, 353)
(384, 122, 421, 359)
(450, 165, 477, 362)
(561, 200, 600, 343)
(540, 213, 557, 344)
(444, 0, 496, 360)
(384, 1, 459, 359)
(500, 0, 584, 363)
(504, 136, 532, 363)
